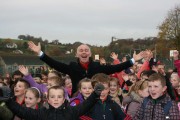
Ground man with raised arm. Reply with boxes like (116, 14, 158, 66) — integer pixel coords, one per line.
(28, 41, 146, 94)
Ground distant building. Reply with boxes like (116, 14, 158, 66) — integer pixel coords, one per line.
(6, 43, 18, 48)
(0, 55, 76, 76)
(0, 55, 46, 76)
(13, 50, 23, 54)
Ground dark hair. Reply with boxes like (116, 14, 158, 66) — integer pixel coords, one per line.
(0, 88, 3, 97)
(12, 70, 23, 78)
(41, 71, 48, 76)
(141, 70, 157, 78)
(149, 58, 157, 69)
(14, 78, 30, 89)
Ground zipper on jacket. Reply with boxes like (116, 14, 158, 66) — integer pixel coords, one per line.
(152, 104, 155, 119)
(103, 115, 106, 119)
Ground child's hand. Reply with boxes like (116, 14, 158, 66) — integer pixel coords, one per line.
(122, 74, 129, 81)
(144, 50, 153, 61)
(100, 58, 106, 65)
(133, 51, 146, 62)
(19, 65, 29, 76)
(94, 83, 105, 95)
(122, 57, 127, 62)
(110, 52, 118, 60)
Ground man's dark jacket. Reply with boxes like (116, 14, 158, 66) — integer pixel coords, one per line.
(40, 53, 134, 93)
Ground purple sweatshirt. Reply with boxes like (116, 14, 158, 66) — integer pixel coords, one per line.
(23, 74, 47, 93)
(23, 74, 70, 101)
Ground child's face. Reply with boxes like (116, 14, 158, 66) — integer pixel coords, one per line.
(41, 74, 48, 81)
(47, 80, 57, 89)
(25, 90, 40, 109)
(170, 74, 180, 88)
(79, 82, 93, 99)
(137, 63, 142, 72)
(65, 78, 72, 89)
(110, 81, 118, 94)
(129, 76, 137, 84)
(100, 83, 109, 100)
(4, 78, 9, 84)
(157, 65, 165, 74)
(138, 87, 149, 98)
(14, 81, 26, 97)
(48, 89, 65, 108)
(148, 81, 167, 99)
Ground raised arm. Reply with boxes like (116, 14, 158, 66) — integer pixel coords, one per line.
(19, 65, 47, 93)
(5, 98, 39, 119)
(99, 50, 147, 75)
(136, 50, 152, 79)
(28, 41, 41, 55)
(110, 52, 126, 86)
(28, 41, 70, 74)
(72, 83, 104, 117)
(110, 52, 120, 64)
(133, 50, 146, 62)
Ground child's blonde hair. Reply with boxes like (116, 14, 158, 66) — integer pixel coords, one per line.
(48, 76, 64, 86)
(128, 80, 148, 95)
(25, 87, 41, 99)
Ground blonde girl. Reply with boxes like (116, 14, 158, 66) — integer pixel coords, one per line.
(109, 77, 123, 107)
(25, 87, 41, 109)
(123, 80, 149, 118)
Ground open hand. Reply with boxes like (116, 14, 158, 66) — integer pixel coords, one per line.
(19, 65, 29, 76)
(28, 41, 41, 55)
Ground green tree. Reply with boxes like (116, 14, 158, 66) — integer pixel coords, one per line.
(158, 5, 180, 51)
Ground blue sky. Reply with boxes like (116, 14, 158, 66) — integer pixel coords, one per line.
(0, 0, 179, 46)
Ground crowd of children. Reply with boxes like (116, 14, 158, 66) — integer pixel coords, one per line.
(0, 42, 180, 120)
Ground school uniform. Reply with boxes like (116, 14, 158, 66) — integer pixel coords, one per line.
(5, 92, 99, 120)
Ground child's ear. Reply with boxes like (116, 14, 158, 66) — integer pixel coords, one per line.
(79, 89, 82, 93)
(37, 98, 41, 103)
(63, 98, 65, 103)
(75, 53, 78, 58)
(163, 86, 167, 92)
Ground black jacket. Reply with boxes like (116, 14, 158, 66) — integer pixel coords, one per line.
(40, 53, 133, 93)
(6, 92, 99, 120)
(90, 95, 126, 120)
